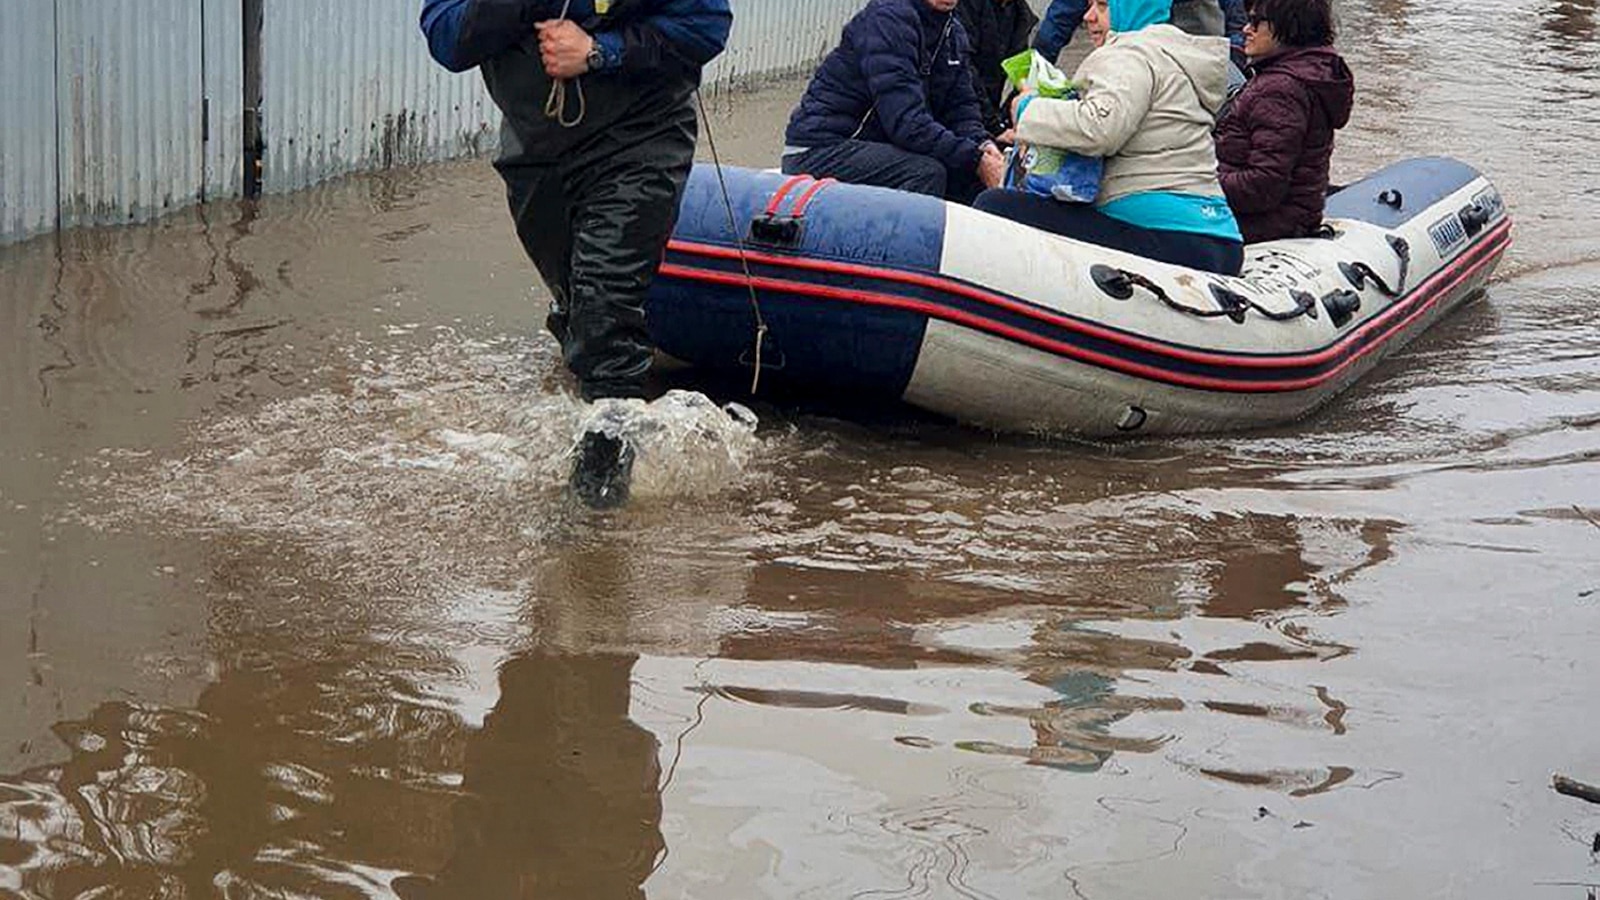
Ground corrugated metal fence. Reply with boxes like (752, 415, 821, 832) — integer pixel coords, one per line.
(1, 0, 245, 244)
(261, 0, 498, 193)
(259, 0, 876, 192)
(0, 0, 58, 244)
(704, 0, 870, 90)
(54, 0, 207, 228)
(1, 1, 882, 246)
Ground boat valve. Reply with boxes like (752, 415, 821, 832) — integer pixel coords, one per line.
(1322, 289, 1363, 327)
(1117, 405, 1149, 432)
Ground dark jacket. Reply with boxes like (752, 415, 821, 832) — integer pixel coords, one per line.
(785, 0, 991, 174)
(1171, 0, 1246, 60)
(420, 0, 732, 164)
(1036, 0, 1242, 70)
(955, 0, 1039, 136)
(1215, 46, 1354, 243)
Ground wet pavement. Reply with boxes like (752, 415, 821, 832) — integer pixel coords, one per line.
(4, 3, 1600, 898)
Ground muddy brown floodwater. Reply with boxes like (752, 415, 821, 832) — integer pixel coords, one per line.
(4, 4, 1600, 899)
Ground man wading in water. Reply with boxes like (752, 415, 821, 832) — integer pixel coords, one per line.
(421, 0, 733, 508)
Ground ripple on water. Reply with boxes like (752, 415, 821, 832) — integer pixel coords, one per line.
(65, 333, 763, 596)
(7, 11, 1600, 894)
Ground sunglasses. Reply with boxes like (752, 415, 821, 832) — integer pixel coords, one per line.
(1245, 13, 1269, 27)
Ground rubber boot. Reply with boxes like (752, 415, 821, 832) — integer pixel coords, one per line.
(569, 429, 635, 509)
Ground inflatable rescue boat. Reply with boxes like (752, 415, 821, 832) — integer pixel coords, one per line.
(647, 157, 1511, 436)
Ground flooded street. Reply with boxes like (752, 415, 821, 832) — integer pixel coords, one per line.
(4, 2, 1600, 898)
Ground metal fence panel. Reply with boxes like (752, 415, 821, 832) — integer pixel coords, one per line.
(0, 0, 60, 244)
(705, 0, 865, 91)
(4, 2, 877, 243)
(204, 0, 246, 202)
(54, 0, 207, 229)
(259, 0, 497, 194)
(258, 0, 870, 194)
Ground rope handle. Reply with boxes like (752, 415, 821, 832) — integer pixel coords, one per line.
(1118, 269, 1319, 325)
(544, 0, 587, 128)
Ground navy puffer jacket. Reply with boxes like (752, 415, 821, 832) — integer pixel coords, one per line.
(785, 0, 990, 174)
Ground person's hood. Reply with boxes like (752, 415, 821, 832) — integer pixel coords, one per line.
(1168, 0, 1223, 36)
(1111, 0, 1172, 33)
(1257, 46, 1355, 129)
(1113, 24, 1231, 115)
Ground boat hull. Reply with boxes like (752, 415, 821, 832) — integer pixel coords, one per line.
(648, 158, 1512, 436)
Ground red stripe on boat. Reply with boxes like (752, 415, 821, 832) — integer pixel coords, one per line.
(658, 227, 1511, 394)
(666, 219, 1512, 372)
(762, 175, 814, 218)
(789, 178, 838, 218)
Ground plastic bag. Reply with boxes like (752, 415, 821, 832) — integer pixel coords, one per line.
(999, 50, 1103, 204)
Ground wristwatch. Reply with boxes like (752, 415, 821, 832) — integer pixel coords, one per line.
(586, 43, 605, 73)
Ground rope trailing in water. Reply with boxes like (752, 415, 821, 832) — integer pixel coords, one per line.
(544, 0, 587, 128)
(695, 88, 770, 396)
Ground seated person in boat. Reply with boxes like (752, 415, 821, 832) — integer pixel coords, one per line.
(973, 0, 1245, 276)
(1037, 0, 1246, 67)
(1215, 0, 1354, 242)
(955, 0, 1039, 141)
(782, 0, 1007, 202)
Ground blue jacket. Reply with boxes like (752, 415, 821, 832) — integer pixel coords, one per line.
(420, 0, 730, 75)
(785, 0, 990, 174)
(1220, 0, 1246, 55)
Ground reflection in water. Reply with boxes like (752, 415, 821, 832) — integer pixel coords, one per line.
(395, 653, 663, 900)
(6, 4, 1600, 892)
(0, 494, 1397, 895)
(0, 515, 685, 900)
(0, 652, 664, 900)
(1200, 513, 1318, 622)
(185, 202, 261, 322)
(709, 496, 1389, 777)
(0, 704, 210, 899)
(1544, 0, 1597, 44)
(966, 670, 1181, 770)
(34, 239, 71, 408)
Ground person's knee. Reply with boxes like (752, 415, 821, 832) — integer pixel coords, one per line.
(973, 188, 1039, 223)
(899, 157, 947, 197)
(972, 188, 1011, 215)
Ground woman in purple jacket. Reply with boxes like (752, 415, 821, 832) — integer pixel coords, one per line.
(1214, 0, 1354, 243)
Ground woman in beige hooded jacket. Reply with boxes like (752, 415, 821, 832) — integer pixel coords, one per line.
(974, 0, 1244, 275)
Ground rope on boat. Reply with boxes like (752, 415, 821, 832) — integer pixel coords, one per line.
(695, 88, 770, 395)
(1119, 269, 1319, 324)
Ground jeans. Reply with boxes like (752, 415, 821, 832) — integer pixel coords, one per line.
(973, 189, 1245, 276)
(1034, 0, 1089, 65)
(783, 140, 983, 203)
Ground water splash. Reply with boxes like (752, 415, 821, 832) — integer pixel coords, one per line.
(571, 391, 760, 500)
(65, 334, 763, 591)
